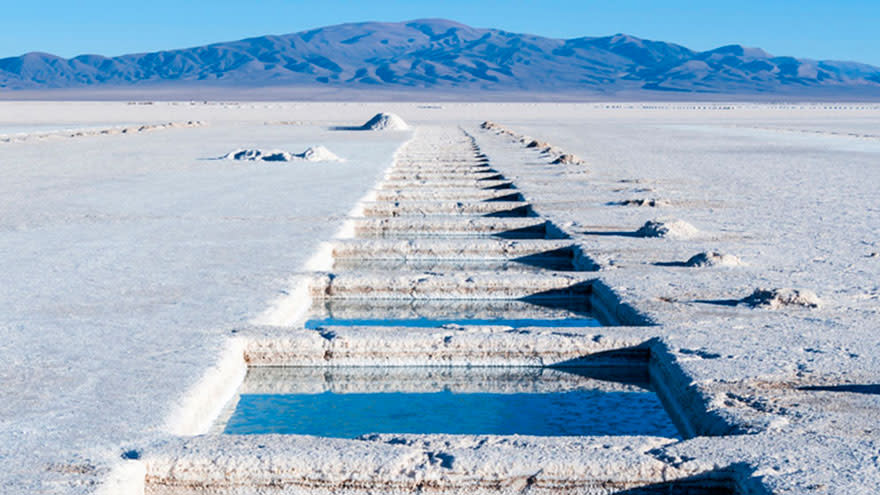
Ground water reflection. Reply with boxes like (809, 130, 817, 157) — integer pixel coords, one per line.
(304, 298, 600, 329)
(225, 366, 678, 438)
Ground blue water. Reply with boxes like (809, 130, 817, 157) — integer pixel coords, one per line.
(366, 230, 549, 239)
(332, 258, 576, 272)
(224, 367, 678, 438)
(305, 298, 599, 329)
(304, 317, 601, 328)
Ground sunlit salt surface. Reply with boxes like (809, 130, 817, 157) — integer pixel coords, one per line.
(0, 123, 137, 137)
(224, 367, 678, 438)
(304, 298, 602, 328)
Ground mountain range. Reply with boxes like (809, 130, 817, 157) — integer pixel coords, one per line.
(2, 19, 879, 97)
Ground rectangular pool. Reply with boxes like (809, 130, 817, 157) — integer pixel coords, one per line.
(223, 367, 678, 438)
(332, 257, 578, 273)
(304, 298, 602, 329)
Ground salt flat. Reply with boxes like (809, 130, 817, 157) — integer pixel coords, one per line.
(1, 101, 878, 494)
(0, 102, 407, 492)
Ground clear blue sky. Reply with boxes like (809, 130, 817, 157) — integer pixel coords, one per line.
(2, 0, 879, 65)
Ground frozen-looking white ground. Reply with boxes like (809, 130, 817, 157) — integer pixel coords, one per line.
(474, 106, 880, 493)
(1, 101, 879, 493)
(0, 102, 408, 492)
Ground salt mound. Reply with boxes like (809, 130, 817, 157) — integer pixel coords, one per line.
(261, 151, 296, 162)
(636, 220, 699, 239)
(223, 146, 342, 163)
(223, 148, 293, 162)
(301, 145, 342, 162)
(361, 113, 409, 131)
(741, 288, 822, 309)
(684, 252, 744, 267)
(540, 146, 564, 156)
(616, 198, 672, 207)
(552, 153, 586, 165)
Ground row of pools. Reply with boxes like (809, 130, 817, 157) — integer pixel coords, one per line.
(216, 131, 684, 443)
(220, 291, 673, 438)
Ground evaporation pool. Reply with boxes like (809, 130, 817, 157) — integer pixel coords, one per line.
(332, 257, 577, 273)
(303, 298, 602, 329)
(223, 367, 679, 438)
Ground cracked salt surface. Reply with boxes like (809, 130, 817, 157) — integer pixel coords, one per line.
(0, 102, 411, 494)
(473, 107, 880, 494)
(6, 102, 879, 494)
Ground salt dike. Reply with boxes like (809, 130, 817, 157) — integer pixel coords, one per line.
(0, 101, 878, 494)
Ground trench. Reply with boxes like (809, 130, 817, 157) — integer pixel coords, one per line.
(147, 126, 738, 494)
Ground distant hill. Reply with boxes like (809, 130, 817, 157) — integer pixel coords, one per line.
(2, 19, 879, 97)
